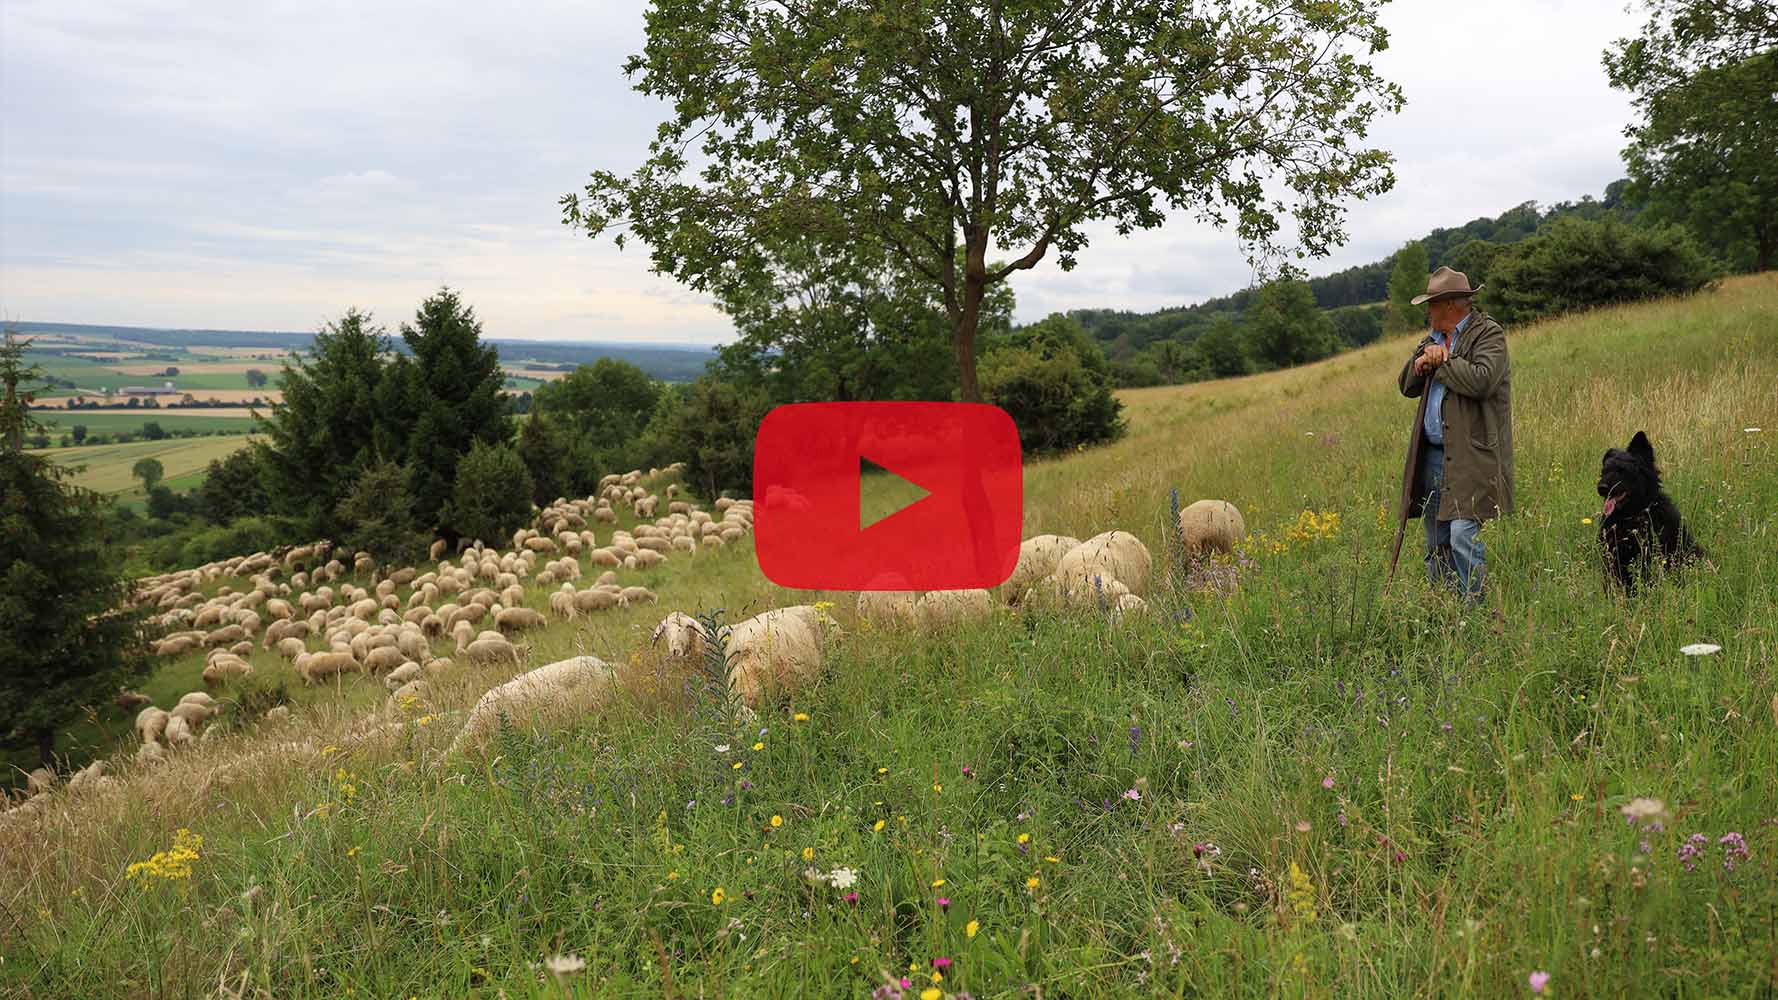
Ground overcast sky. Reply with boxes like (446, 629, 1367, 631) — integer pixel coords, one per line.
(0, 0, 1641, 344)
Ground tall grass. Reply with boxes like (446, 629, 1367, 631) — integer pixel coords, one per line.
(3, 276, 1775, 998)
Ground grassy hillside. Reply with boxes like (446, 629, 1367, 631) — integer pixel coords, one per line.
(5, 275, 1776, 998)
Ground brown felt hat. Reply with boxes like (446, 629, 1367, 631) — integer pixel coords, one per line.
(1411, 266, 1484, 305)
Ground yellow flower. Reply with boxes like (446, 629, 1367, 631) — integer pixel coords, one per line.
(667, 871, 678, 880)
(931, 878, 946, 888)
(802, 847, 815, 861)
(1016, 833, 1030, 845)
(770, 814, 784, 828)
(732, 761, 744, 770)
(1581, 517, 1594, 525)
(1287, 861, 1318, 924)
(873, 819, 886, 832)
(125, 828, 203, 882)
(877, 767, 888, 775)
(1571, 793, 1583, 801)
(1026, 876, 1042, 890)
(793, 712, 810, 722)
(930, 971, 943, 983)
(966, 919, 980, 939)
(346, 846, 361, 857)
(1043, 855, 1061, 864)
(711, 887, 726, 905)
(753, 741, 765, 751)
(932, 783, 943, 794)
(922, 988, 942, 1000)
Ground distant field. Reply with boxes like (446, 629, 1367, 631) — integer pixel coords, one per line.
(32, 411, 260, 435)
(33, 355, 143, 391)
(29, 435, 253, 497)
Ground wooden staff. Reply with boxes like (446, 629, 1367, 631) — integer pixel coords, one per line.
(1388, 386, 1432, 584)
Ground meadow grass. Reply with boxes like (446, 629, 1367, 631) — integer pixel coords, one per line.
(3, 275, 1776, 998)
(31, 411, 260, 437)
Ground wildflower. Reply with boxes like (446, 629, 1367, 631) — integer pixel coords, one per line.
(667, 871, 678, 880)
(966, 919, 980, 938)
(1528, 970, 1550, 994)
(1720, 832, 1750, 871)
(1678, 833, 1709, 872)
(874, 819, 886, 832)
(844, 891, 859, 905)
(1043, 855, 1060, 864)
(1123, 788, 1141, 801)
(931, 878, 946, 888)
(1026, 875, 1042, 890)
(1570, 793, 1583, 802)
(1620, 798, 1670, 826)
(794, 712, 810, 722)
(732, 761, 744, 770)
(346, 846, 361, 857)
(1581, 517, 1593, 525)
(932, 782, 943, 794)
(1016, 832, 1031, 845)
(711, 887, 726, 905)
(1321, 775, 1335, 790)
(1679, 643, 1721, 656)
(545, 954, 586, 985)
(921, 990, 942, 1000)
(125, 828, 203, 882)
(1286, 862, 1318, 925)
(877, 767, 889, 775)
(937, 896, 950, 911)
(829, 867, 857, 889)
(715, 743, 731, 753)
(753, 741, 765, 751)
(770, 814, 784, 828)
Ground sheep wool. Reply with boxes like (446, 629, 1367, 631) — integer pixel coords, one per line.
(650, 612, 711, 662)
(1176, 500, 1247, 558)
(856, 590, 918, 626)
(914, 589, 994, 628)
(724, 606, 840, 708)
(450, 655, 618, 753)
(998, 534, 1082, 602)
(1053, 530, 1153, 596)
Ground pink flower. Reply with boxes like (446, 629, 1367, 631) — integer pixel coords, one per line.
(1321, 775, 1335, 790)
(936, 896, 950, 911)
(932, 957, 953, 970)
(1528, 971, 1550, 994)
(1123, 788, 1141, 801)
(844, 891, 859, 905)
(899, 977, 912, 989)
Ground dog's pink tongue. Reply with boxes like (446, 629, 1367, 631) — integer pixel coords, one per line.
(1603, 495, 1618, 518)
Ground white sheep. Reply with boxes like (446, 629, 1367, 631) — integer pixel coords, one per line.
(1053, 530, 1153, 596)
(651, 612, 712, 663)
(915, 589, 994, 628)
(724, 606, 840, 708)
(998, 534, 1082, 602)
(449, 655, 617, 753)
(1176, 499, 1247, 558)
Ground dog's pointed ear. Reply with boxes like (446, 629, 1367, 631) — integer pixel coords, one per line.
(1628, 431, 1654, 462)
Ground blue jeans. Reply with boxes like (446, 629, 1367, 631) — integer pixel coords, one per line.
(1421, 445, 1484, 603)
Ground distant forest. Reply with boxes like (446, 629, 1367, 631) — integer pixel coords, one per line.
(1069, 180, 1645, 363)
(12, 321, 718, 383)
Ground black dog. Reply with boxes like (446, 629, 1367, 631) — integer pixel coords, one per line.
(1597, 431, 1703, 592)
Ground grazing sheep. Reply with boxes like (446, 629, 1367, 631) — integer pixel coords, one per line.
(724, 606, 840, 707)
(390, 679, 431, 705)
(1176, 499, 1247, 558)
(572, 589, 620, 613)
(651, 612, 712, 662)
(385, 662, 425, 691)
(114, 690, 152, 712)
(164, 714, 194, 746)
(915, 589, 994, 628)
(619, 586, 658, 606)
(296, 651, 360, 684)
(464, 634, 523, 667)
(135, 706, 169, 744)
(179, 691, 217, 709)
(495, 606, 548, 634)
(450, 655, 617, 753)
(66, 760, 107, 795)
(998, 534, 1082, 602)
(363, 645, 408, 674)
(169, 701, 215, 728)
(136, 741, 167, 766)
(26, 767, 57, 796)
(202, 655, 254, 687)
(1053, 531, 1153, 596)
(857, 590, 918, 626)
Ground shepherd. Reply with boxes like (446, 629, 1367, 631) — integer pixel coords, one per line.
(1393, 267, 1513, 605)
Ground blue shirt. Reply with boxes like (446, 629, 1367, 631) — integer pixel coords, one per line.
(1422, 311, 1472, 446)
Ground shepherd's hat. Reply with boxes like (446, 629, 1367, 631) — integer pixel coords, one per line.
(1411, 266, 1484, 305)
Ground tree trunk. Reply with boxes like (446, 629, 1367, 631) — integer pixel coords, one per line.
(35, 727, 55, 769)
(955, 243, 989, 404)
(1757, 228, 1773, 272)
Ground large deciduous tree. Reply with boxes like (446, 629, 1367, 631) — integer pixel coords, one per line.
(1, 335, 145, 766)
(1386, 240, 1429, 332)
(1604, 0, 1778, 270)
(565, 0, 1403, 401)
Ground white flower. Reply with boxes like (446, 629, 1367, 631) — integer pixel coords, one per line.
(1680, 643, 1722, 657)
(714, 743, 731, 753)
(1619, 797, 1669, 824)
(1745, 427, 1762, 433)
(545, 954, 586, 981)
(827, 866, 858, 889)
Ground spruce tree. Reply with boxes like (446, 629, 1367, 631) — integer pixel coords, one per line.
(399, 288, 513, 537)
(0, 333, 145, 766)
(445, 441, 533, 546)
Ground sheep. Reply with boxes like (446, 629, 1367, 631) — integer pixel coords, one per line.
(588, 548, 621, 568)
(67, 760, 107, 796)
(363, 645, 408, 675)
(1053, 530, 1153, 596)
(135, 706, 170, 744)
(26, 767, 57, 796)
(114, 690, 153, 712)
(857, 590, 918, 626)
(998, 534, 1082, 602)
(430, 538, 449, 561)
(650, 611, 712, 662)
(1176, 499, 1247, 558)
(572, 589, 620, 614)
(464, 634, 523, 667)
(915, 589, 994, 628)
(296, 651, 360, 684)
(595, 570, 619, 587)
(385, 662, 425, 691)
(179, 691, 217, 709)
(202, 655, 254, 687)
(390, 679, 431, 705)
(201, 624, 247, 647)
(619, 586, 658, 606)
(724, 605, 840, 707)
(135, 741, 167, 766)
(164, 714, 194, 746)
(450, 655, 617, 753)
(170, 701, 215, 728)
(495, 607, 548, 634)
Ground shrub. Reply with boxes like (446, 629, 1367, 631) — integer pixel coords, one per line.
(444, 441, 533, 546)
(979, 315, 1124, 454)
(1486, 217, 1720, 324)
(335, 460, 424, 567)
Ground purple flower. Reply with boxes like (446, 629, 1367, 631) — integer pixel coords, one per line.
(1528, 970, 1550, 994)
(937, 897, 950, 911)
(1128, 726, 1142, 754)
(1678, 832, 1710, 872)
(844, 891, 859, 905)
(932, 957, 953, 970)
(1123, 788, 1141, 801)
(961, 764, 974, 778)
(1719, 832, 1750, 871)
(1321, 775, 1335, 790)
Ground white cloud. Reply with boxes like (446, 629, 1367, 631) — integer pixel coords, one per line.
(0, 0, 1643, 342)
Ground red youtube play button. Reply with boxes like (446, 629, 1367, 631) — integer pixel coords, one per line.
(753, 402, 1022, 591)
